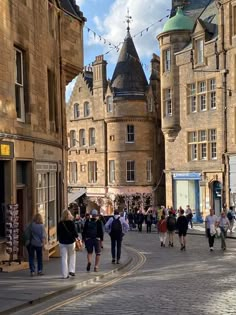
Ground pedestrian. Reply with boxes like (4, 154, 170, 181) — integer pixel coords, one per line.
(99, 214, 106, 249)
(157, 215, 167, 247)
(176, 209, 188, 251)
(26, 213, 46, 277)
(217, 211, 230, 250)
(145, 210, 153, 233)
(58, 209, 80, 279)
(137, 210, 144, 232)
(205, 208, 218, 251)
(82, 209, 104, 272)
(227, 207, 234, 233)
(105, 209, 129, 264)
(166, 211, 176, 247)
(128, 211, 134, 230)
(186, 205, 193, 228)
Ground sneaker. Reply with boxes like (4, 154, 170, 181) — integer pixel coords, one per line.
(94, 266, 98, 272)
(210, 247, 214, 251)
(37, 271, 44, 276)
(86, 262, 91, 272)
(112, 259, 116, 264)
(116, 260, 120, 264)
(69, 272, 75, 276)
(62, 276, 69, 279)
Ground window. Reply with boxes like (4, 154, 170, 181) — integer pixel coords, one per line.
(109, 160, 115, 183)
(47, 69, 57, 131)
(69, 130, 76, 147)
(89, 128, 95, 146)
(84, 102, 90, 117)
(196, 38, 204, 64)
(88, 161, 97, 183)
(209, 129, 217, 159)
(126, 160, 135, 182)
(79, 129, 86, 146)
(147, 97, 153, 112)
(163, 88, 172, 116)
(126, 125, 135, 143)
(198, 81, 206, 111)
(15, 47, 25, 122)
(209, 79, 216, 109)
(69, 162, 77, 184)
(146, 160, 152, 182)
(188, 129, 217, 161)
(164, 49, 171, 72)
(74, 103, 80, 119)
(233, 6, 236, 36)
(187, 83, 196, 113)
(106, 96, 113, 112)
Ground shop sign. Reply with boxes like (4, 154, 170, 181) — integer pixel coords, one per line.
(173, 172, 201, 180)
(0, 141, 14, 159)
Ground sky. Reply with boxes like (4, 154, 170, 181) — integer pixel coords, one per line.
(66, 0, 172, 101)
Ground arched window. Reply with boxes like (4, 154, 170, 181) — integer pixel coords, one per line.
(69, 130, 76, 147)
(79, 129, 86, 146)
(84, 102, 90, 117)
(74, 103, 80, 119)
(89, 128, 95, 146)
(106, 96, 113, 112)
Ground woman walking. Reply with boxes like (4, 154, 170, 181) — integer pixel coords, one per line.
(157, 215, 167, 247)
(58, 209, 79, 279)
(205, 208, 218, 251)
(217, 211, 230, 250)
(176, 209, 188, 250)
(166, 211, 176, 247)
(27, 213, 46, 276)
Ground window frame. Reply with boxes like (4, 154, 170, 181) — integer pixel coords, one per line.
(79, 129, 86, 146)
(106, 96, 113, 113)
(163, 88, 172, 116)
(126, 160, 135, 182)
(196, 38, 204, 65)
(74, 103, 80, 119)
(126, 125, 135, 143)
(146, 160, 152, 182)
(84, 101, 90, 117)
(69, 130, 76, 147)
(163, 48, 171, 72)
(15, 47, 25, 122)
(109, 160, 115, 183)
(89, 128, 95, 146)
(88, 161, 97, 183)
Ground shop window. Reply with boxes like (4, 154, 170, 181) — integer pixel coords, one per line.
(126, 125, 135, 143)
(88, 161, 97, 183)
(126, 160, 135, 182)
(15, 47, 25, 122)
(109, 160, 115, 183)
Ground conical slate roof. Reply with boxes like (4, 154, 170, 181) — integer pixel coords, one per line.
(111, 30, 148, 100)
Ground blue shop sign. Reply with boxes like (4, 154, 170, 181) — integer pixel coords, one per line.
(173, 172, 201, 180)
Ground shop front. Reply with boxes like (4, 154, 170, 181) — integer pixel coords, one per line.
(173, 172, 202, 221)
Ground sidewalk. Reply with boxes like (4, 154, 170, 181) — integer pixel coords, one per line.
(0, 238, 131, 315)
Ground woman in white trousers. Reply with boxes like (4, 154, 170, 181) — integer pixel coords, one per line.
(58, 210, 79, 279)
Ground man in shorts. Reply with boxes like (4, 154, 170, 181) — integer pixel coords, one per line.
(82, 209, 104, 272)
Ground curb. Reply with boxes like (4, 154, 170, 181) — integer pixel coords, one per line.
(0, 253, 132, 315)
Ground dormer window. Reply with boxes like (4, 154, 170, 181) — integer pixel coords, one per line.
(106, 96, 113, 112)
(196, 38, 204, 64)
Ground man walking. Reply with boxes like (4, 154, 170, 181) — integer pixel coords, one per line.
(105, 210, 129, 264)
(82, 209, 104, 272)
(205, 208, 218, 251)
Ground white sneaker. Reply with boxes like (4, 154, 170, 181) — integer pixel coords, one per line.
(210, 247, 214, 251)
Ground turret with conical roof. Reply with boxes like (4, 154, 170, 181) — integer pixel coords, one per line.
(111, 29, 147, 100)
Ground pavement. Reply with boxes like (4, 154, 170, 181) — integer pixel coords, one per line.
(0, 237, 130, 315)
(1, 224, 236, 315)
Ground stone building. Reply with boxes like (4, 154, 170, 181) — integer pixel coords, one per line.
(67, 27, 165, 214)
(0, 0, 85, 261)
(158, 0, 236, 218)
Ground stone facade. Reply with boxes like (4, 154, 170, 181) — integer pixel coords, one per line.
(158, 0, 236, 218)
(67, 42, 165, 214)
(0, 0, 85, 260)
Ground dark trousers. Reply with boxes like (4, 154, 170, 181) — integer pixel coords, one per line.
(207, 229, 215, 247)
(28, 245, 43, 273)
(111, 236, 122, 261)
(146, 222, 152, 233)
(138, 223, 143, 232)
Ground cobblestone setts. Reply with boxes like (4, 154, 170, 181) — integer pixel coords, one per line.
(48, 232, 236, 315)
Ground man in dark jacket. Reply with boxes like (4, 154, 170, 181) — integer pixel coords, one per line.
(82, 209, 104, 272)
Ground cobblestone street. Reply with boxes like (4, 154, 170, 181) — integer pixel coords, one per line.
(44, 231, 236, 315)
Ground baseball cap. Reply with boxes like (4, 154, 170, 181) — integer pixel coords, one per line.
(91, 209, 98, 217)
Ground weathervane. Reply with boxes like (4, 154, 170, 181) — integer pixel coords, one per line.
(125, 8, 132, 31)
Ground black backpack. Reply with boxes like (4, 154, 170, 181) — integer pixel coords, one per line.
(86, 220, 97, 239)
(167, 216, 176, 230)
(110, 217, 122, 238)
(227, 212, 233, 221)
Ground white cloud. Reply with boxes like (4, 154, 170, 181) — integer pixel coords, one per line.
(75, 0, 85, 6)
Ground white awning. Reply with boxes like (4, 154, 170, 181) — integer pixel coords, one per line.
(68, 188, 86, 205)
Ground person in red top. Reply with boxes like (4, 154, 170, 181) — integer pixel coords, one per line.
(157, 215, 167, 247)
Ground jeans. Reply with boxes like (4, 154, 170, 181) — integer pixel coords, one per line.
(28, 245, 43, 273)
(146, 222, 152, 233)
(207, 228, 215, 247)
(59, 243, 76, 278)
(220, 228, 227, 249)
(111, 236, 122, 261)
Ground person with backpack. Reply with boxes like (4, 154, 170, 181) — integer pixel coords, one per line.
(145, 211, 153, 233)
(82, 209, 104, 272)
(105, 209, 129, 264)
(166, 211, 176, 247)
(227, 207, 234, 233)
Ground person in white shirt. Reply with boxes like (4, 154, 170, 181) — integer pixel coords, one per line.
(205, 208, 218, 251)
(217, 211, 230, 250)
